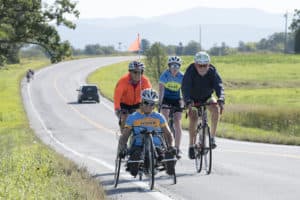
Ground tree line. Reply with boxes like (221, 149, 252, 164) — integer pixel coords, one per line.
(1, 0, 300, 67)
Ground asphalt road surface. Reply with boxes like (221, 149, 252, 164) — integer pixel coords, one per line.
(22, 57, 300, 200)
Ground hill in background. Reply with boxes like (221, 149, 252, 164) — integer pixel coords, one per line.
(58, 7, 288, 50)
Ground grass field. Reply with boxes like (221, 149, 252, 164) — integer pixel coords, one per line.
(0, 59, 105, 199)
(88, 53, 300, 145)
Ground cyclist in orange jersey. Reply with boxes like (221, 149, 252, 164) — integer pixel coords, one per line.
(114, 61, 152, 131)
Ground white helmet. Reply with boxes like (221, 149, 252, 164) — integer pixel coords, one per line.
(128, 61, 145, 71)
(168, 56, 182, 66)
(194, 51, 210, 64)
(141, 88, 159, 103)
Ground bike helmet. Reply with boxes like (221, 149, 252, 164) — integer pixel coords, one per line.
(194, 51, 210, 65)
(128, 61, 145, 71)
(168, 56, 182, 67)
(141, 88, 159, 103)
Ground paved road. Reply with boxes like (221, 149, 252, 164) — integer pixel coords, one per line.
(22, 57, 300, 200)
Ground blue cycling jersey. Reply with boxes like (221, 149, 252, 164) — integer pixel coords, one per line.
(125, 111, 167, 147)
(159, 69, 184, 100)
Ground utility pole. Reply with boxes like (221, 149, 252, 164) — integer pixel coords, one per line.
(284, 11, 288, 53)
(118, 42, 122, 51)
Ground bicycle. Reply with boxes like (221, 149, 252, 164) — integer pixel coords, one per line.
(191, 102, 216, 174)
(114, 127, 177, 190)
(26, 70, 34, 83)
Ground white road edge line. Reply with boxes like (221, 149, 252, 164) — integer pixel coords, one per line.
(27, 70, 178, 200)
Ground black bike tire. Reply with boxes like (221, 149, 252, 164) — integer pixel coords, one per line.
(146, 136, 155, 190)
(169, 120, 176, 139)
(195, 127, 203, 173)
(204, 126, 212, 174)
(113, 155, 122, 188)
(173, 170, 177, 184)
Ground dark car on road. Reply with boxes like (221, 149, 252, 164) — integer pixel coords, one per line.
(77, 84, 100, 103)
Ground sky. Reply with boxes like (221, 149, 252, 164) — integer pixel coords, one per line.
(44, 0, 299, 18)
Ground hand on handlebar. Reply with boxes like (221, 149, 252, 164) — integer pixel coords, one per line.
(217, 99, 225, 115)
(115, 109, 121, 118)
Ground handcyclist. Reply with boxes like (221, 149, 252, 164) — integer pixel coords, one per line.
(114, 61, 152, 131)
(117, 88, 176, 176)
(158, 56, 184, 158)
(181, 51, 225, 159)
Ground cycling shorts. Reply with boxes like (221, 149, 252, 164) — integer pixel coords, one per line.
(162, 98, 182, 112)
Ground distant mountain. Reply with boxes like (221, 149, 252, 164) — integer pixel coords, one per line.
(58, 7, 286, 50)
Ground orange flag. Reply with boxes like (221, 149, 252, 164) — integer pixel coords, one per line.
(128, 34, 140, 51)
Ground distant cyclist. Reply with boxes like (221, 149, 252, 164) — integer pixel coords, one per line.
(181, 51, 225, 159)
(159, 56, 184, 158)
(26, 69, 34, 82)
(114, 61, 152, 131)
(117, 88, 176, 176)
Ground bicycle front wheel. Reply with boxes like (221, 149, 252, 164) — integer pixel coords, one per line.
(195, 128, 203, 173)
(145, 136, 155, 190)
(114, 154, 122, 188)
(203, 126, 212, 174)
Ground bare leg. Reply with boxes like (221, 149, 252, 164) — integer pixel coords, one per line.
(174, 112, 182, 149)
(188, 114, 198, 145)
(208, 104, 219, 137)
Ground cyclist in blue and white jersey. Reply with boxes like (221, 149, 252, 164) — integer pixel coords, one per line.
(159, 56, 184, 158)
(118, 88, 176, 176)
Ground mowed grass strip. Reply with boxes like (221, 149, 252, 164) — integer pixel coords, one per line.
(88, 53, 300, 145)
(0, 59, 105, 199)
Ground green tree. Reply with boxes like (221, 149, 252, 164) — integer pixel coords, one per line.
(175, 42, 183, 55)
(183, 40, 200, 55)
(295, 30, 300, 53)
(145, 42, 167, 82)
(166, 45, 176, 55)
(141, 39, 150, 54)
(291, 9, 300, 53)
(209, 42, 230, 56)
(0, 0, 79, 65)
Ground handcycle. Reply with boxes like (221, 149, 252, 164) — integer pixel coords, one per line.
(190, 102, 216, 174)
(114, 127, 177, 190)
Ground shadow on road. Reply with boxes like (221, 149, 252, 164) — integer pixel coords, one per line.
(67, 101, 97, 105)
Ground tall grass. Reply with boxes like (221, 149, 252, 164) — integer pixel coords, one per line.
(0, 59, 105, 199)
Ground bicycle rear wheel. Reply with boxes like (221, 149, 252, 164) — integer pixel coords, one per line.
(195, 128, 203, 173)
(203, 126, 212, 174)
(169, 120, 175, 139)
(145, 136, 155, 190)
(114, 155, 122, 188)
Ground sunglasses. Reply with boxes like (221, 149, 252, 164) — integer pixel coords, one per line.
(142, 101, 155, 106)
(130, 70, 143, 74)
(169, 64, 180, 69)
(196, 64, 208, 68)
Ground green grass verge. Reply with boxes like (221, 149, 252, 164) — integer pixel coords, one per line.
(0, 59, 105, 199)
(88, 53, 300, 145)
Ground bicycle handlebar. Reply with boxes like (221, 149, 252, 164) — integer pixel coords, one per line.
(192, 102, 218, 107)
